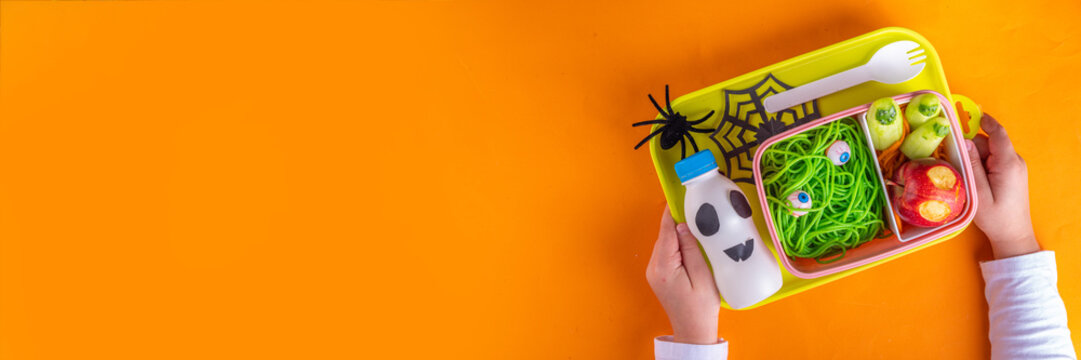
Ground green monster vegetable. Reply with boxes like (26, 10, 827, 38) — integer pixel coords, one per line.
(905, 94, 941, 128)
(953, 94, 983, 139)
(900, 117, 950, 159)
(866, 97, 904, 150)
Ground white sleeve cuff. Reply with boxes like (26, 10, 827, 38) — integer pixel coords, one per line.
(980, 250, 1058, 281)
(654, 336, 728, 360)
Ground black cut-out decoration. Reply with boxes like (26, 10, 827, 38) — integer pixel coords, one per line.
(709, 74, 821, 184)
(694, 203, 720, 236)
(729, 190, 752, 219)
(632, 85, 716, 159)
(723, 239, 755, 262)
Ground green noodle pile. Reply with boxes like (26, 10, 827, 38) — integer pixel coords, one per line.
(761, 117, 887, 263)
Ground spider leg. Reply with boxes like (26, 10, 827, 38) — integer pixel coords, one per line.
(631, 119, 670, 127)
(688, 110, 715, 125)
(687, 126, 714, 133)
(633, 126, 667, 149)
(665, 85, 675, 117)
(648, 94, 669, 118)
(687, 133, 700, 152)
(680, 137, 686, 159)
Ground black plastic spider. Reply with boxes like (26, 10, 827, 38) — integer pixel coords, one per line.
(632, 85, 716, 159)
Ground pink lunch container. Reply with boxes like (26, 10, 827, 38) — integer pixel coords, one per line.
(752, 90, 979, 279)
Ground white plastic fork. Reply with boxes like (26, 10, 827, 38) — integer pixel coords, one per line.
(763, 41, 927, 113)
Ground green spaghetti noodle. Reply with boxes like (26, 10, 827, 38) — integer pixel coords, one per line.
(761, 117, 887, 263)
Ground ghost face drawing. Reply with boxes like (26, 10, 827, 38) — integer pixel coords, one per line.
(694, 190, 755, 262)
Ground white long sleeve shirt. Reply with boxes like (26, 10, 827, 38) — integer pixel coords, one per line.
(654, 251, 1075, 360)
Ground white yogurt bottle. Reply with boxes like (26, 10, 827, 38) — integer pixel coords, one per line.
(674, 149, 783, 309)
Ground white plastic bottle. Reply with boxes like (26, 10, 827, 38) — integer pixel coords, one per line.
(674, 150, 783, 309)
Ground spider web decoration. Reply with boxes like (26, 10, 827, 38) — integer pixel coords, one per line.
(709, 73, 821, 184)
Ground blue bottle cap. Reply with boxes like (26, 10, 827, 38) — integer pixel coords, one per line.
(674, 149, 719, 183)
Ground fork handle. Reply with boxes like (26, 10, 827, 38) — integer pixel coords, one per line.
(763, 65, 872, 113)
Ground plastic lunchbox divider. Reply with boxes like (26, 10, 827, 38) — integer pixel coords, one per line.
(855, 112, 904, 244)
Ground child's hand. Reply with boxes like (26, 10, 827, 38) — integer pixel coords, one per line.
(646, 206, 721, 345)
(965, 113, 1040, 259)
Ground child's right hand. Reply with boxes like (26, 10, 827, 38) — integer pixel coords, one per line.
(964, 113, 1041, 259)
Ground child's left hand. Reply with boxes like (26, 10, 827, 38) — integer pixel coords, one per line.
(646, 206, 721, 345)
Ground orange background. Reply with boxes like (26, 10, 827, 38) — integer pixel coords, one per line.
(1, 1, 1079, 359)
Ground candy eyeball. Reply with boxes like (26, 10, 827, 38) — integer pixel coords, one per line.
(825, 140, 851, 166)
(786, 190, 812, 217)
